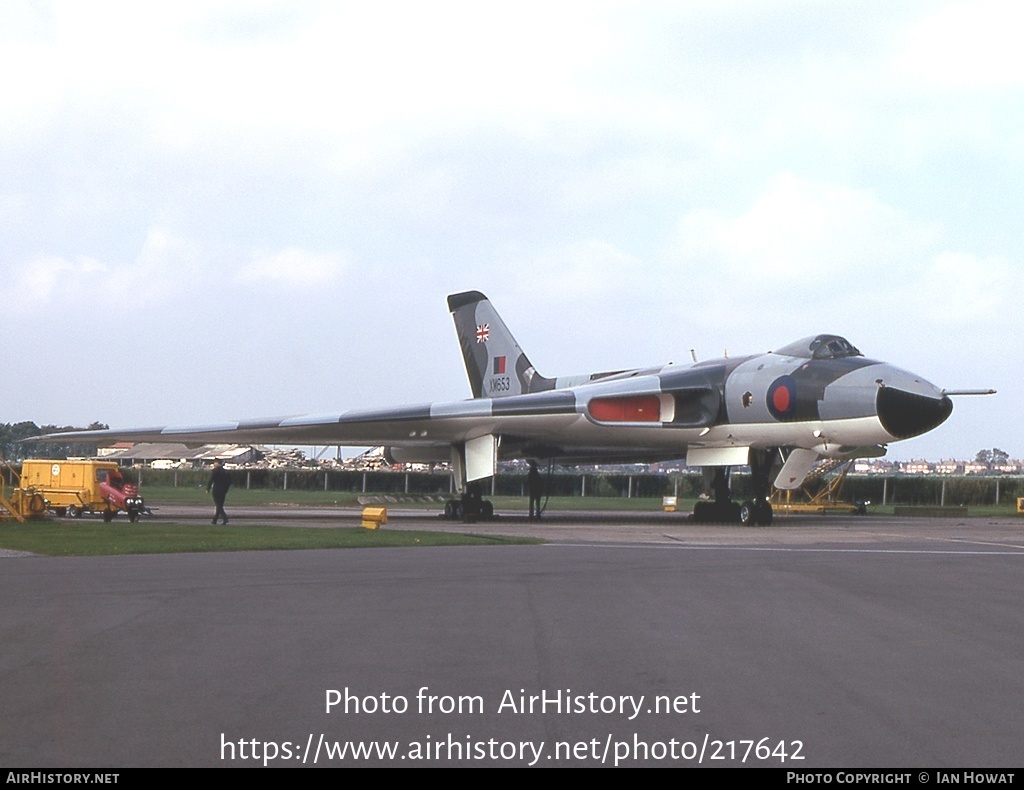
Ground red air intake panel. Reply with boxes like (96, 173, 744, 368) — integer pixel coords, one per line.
(588, 395, 662, 422)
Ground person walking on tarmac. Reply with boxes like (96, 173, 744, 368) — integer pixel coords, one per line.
(527, 460, 544, 520)
(207, 459, 232, 525)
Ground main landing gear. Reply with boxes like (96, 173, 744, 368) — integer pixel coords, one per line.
(691, 451, 775, 526)
(738, 499, 773, 527)
(442, 483, 495, 522)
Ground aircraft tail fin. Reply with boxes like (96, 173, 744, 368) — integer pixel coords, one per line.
(448, 291, 554, 399)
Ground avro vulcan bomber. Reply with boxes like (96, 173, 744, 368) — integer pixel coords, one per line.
(43, 291, 989, 525)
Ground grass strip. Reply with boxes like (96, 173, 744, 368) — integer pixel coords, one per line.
(0, 521, 542, 557)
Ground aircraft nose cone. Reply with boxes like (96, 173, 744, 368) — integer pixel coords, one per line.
(876, 386, 953, 439)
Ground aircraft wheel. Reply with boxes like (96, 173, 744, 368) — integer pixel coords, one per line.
(128, 509, 139, 523)
(103, 509, 114, 522)
(443, 501, 456, 520)
(66, 505, 80, 519)
(692, 501, 711, 523)
(754, 500, 773, 526)
(452, 501, 464, 521)
(481, 501, 494, 519)
(739, 500, 756, 526)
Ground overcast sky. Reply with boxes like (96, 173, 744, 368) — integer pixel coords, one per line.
(2, 1, 1019, 460)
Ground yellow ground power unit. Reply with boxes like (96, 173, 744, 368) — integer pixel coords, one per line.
(19, 459, 144, 521)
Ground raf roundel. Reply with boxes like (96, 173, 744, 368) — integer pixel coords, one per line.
(766, 375, 798, 421)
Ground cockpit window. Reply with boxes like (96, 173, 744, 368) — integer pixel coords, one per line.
(774, 334, 862, 360)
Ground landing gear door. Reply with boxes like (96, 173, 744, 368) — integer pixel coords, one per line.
(774, 448, 819, 490)
(465, 434, 498, 482)
(450, 444, 466, 494)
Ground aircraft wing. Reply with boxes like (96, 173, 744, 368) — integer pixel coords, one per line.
(34, 392, 582, 452)
(33, 381, 721, 473)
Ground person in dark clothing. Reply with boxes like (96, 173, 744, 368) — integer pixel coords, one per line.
(527, 460, 543, 520)
(207, 459, 232, 525)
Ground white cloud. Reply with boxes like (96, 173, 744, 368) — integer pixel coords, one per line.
(132, 227, 206, 298)
(677, 173, 923, 280)
(669, 173, 1013, 338)
(236, 248, 346, 287)
(1, 227, 207, 316)
(7, 255, 107, 309)
(0, 226, 348, 328)
(505, 239, 642, 302)
(0, 2, 618, 162)
(916, 251, 1015, 323)
(896, 0, 1024, 89)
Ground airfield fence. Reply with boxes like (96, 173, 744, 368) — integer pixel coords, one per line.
(72, 467, 1024, 507)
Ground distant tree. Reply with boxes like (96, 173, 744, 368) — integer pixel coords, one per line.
(975, 449, 993, 466)
(0, 422, 44, 459)
(0, 421, 109, 461)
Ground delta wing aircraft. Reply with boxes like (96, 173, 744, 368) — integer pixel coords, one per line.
(41, 291, 989, 525)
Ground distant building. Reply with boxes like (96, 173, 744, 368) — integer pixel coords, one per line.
(98, 443, 261, 467)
